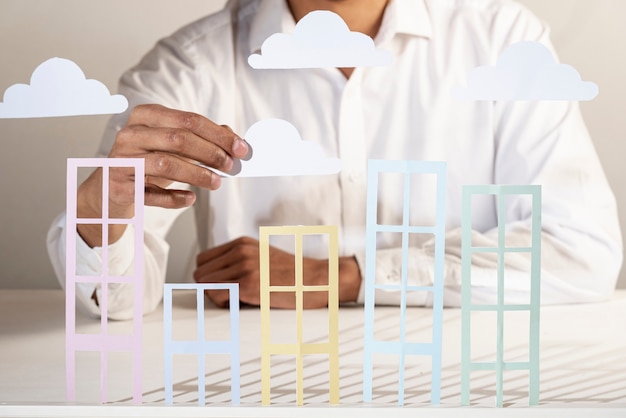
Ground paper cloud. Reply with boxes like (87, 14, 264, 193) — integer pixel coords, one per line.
(218, 119, 341, 177)
(452, 41, 599, 101)
(248, 10, 392, 69)
(0, 57, 128, 118)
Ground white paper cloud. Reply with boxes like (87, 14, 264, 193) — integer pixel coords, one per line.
(219, 118, 341, 177)
(248, 10, 392, 69)
(452, 41, 598, 101)
(0, 57, 128, 118)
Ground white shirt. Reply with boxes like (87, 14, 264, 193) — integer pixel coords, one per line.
(47, 0, 623, 320)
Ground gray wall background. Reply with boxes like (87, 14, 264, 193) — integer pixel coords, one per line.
(1, 0, 624, 290)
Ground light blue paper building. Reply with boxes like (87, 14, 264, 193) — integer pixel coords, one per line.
(460, 185, 541, 407)
(163, 283, 240, 405)
(363, 160, 447, 405)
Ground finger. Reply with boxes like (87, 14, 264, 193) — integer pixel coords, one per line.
(144, 152, 222, 191)
(194, 261, 249, 285)
(114, 125, 235, 174)
(144, 175, 171, 189)
(204, 289, 230, 309)
(194, 243, 258, 284)
(144, 184, 196, 209)
(222, 124, 252, 161)
(128, 104, 250, 160)
(196, 237, 257, 266)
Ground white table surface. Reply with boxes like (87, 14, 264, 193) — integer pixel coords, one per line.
(0, 288, 625, 417)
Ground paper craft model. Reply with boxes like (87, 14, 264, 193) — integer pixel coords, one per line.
(0, 57, 128, 118)
(460, 185, 541, 407)
(163, 283, 240, 405)
(259, 225, 340, 406)
(215, 118, 341, 178)
(452, 41, 598, 101)
(248, 10, 392, 69)
(65, 158, 144, 404)
(362, 160, 447, 405)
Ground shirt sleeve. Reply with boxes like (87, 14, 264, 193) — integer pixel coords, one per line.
(46, 205, 183, 320)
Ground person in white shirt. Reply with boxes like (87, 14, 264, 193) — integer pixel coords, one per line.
(47, 0, 622, 320)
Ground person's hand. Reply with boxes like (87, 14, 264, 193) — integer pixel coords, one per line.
(193, 236, 362, 309)
(76, 104, 249, 247)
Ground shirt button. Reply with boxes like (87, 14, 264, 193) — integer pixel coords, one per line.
(348, 171, 360, 182)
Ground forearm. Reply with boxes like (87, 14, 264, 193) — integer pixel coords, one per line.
(47, 212, 168, 319)
(75, 168, 134, 248)
(353, 223, 622, 308)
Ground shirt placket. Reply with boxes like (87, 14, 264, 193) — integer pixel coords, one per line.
(337, 69, 368, 256)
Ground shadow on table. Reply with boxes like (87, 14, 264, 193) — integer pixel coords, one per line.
(439, 343, 626, 406)
(122, 305, 626, 407)
(137, 307, 457, 405)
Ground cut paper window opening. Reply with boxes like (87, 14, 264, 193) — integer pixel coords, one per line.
(452, 41, 598, 101)
(0, 57, 128, 118)
(215, 118, 341, 178)
(363, 160, 447, 406)
(248, 10, 392, 69)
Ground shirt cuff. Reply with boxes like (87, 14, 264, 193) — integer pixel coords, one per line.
(75, 224, 136, 277)
(354, 247, 435, 306)
(74, 225, 136, 317)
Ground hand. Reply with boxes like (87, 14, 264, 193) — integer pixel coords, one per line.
(193, 236, 362, 309)
(76, 104, 249, 247)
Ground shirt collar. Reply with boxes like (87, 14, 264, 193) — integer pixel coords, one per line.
(248, 0, 432, 54)
(248, 0, 296, 54)
(382, 0, 432, 41)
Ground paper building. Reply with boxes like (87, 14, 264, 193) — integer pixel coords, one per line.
(259, 225, 340, 406)
(163, 283, 240, 405)
(460, 185, 541, 406)
(65, 158, 144, 403)
(362, 160, 447, 405)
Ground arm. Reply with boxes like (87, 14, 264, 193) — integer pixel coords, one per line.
(354, 88, 621, 308)
(46, 206, 175, 319)
(47, 23, 248, 318)
(48, 105, 248, 320)
(194, 236, 361, 309)
(47, 104, 248, 320)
